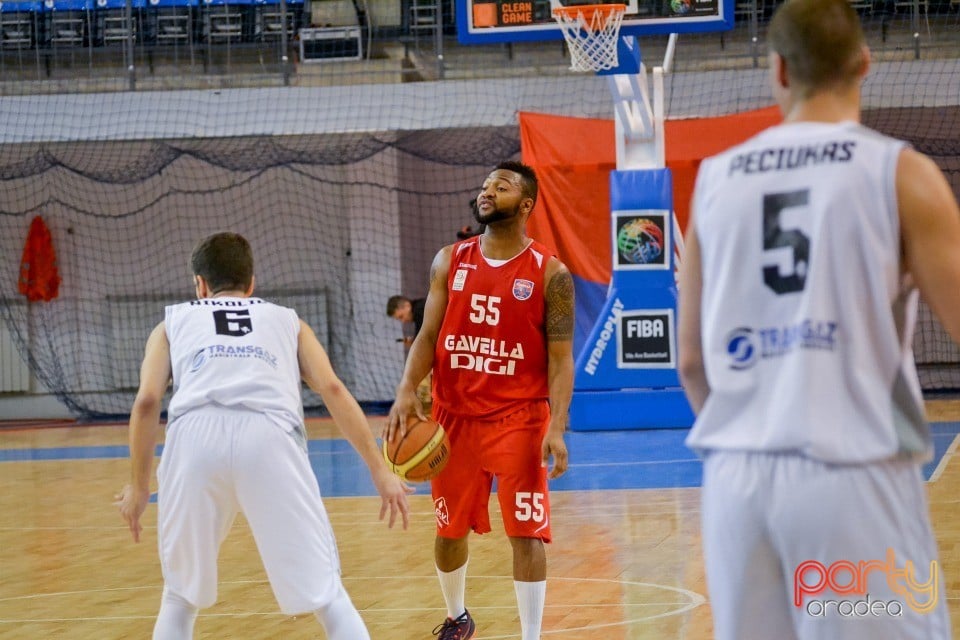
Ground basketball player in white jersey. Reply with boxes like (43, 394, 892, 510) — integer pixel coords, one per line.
(115, 232, 412, 639)
(678, 0, 960, 638)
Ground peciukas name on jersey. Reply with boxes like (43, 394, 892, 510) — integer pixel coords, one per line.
(728, 141, 856, 176)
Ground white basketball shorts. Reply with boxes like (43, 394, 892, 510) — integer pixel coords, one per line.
(701, 450, 950, 640)
(156, 408, 341, 614)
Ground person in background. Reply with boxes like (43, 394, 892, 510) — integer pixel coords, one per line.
(387, 294, 426, 349)
(387, 294, 431, 407)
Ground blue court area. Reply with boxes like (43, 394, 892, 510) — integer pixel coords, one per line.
(1, 422, 958, 498)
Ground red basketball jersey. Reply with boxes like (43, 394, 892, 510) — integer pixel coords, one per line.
(433, 238, 552, 420)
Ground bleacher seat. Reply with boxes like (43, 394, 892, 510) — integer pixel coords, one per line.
(0, 0, 42, 48)
(143, 0, 195, 45)
(253, 0, 300, 41)
(44, 0, 92, 47)
(200, 0, 251, 43)
(92, 0, 145, 45)
(144, 0, 195, 45)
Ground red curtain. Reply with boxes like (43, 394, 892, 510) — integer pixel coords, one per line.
(521, 106, 782, 283)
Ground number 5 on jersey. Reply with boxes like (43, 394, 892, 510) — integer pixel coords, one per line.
(763, 189, 811, 295)
(469, 294, 501, 326)
(515, 492, 545, 522)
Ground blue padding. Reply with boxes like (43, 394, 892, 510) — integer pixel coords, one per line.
(574, 285, 682, 391)
(0, 1, 43, 12)
(93, 0, 146, 10)
(570, 167, 690, 427)
(572, 274, 607, 359)
(610, 168, 672, 211)
(144, 0, 197, 8)
(48, 0, 92, 10)
(569, 387, 694, 430)
(202, 0, 255, 6)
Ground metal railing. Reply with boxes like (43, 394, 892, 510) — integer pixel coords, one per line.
(0, 0, 957, 92)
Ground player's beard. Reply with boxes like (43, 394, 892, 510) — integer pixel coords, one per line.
(473, 201, 519, 225)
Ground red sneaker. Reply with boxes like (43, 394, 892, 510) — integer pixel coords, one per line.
(432, 609, 476, 640)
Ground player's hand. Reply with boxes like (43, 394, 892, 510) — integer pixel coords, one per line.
(114, 484, 151, 543)
(542, 427, 568, 479)
(385, 384, 426, 443)
(372, 466, 414, 530)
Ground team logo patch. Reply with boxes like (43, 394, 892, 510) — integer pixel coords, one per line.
(452, 269, 468, 291)
(513, 279, 534, 300)
(434, 496, 450, 528)
(188, 348, 206, 373)
(725, 327, 758, 370)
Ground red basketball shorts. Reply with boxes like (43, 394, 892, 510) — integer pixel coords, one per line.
(431, 402, 551, 542)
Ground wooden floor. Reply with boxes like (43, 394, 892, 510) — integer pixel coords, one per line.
(1, 401, 959, 639)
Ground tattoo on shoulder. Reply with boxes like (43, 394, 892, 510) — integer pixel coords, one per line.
(545, 268, 574, 342)
(429, 262, 441, 288)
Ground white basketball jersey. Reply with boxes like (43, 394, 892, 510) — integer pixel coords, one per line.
(165, 297, 305, 431)
(685, 121, 928, 464)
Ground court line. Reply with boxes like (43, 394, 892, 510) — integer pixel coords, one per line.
(0, 575, 705, 636)
(564, 459, 699, 467)
(929, 433, 959, 483)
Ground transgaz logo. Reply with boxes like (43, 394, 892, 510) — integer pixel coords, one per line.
(725, 327, 757, 370)
(724, 319, 838, 370)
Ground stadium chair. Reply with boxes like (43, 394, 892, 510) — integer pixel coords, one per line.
(143, 0, 196, 46)
(200, 0, 251, 42)
(92, 0, 146, 45)
(0, 0, 42, 48)
(252, 0, 301, 41)
(46, 0, 93, 47)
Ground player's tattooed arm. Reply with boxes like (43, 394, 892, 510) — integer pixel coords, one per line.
(428, 259, 443, 290)
(545, 262, 575, 342)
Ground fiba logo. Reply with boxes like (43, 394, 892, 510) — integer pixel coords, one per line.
(726, 327, 757, 370)
(617, 218, 664, 265)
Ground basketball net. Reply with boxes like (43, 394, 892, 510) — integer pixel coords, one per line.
(551, 3, 627, 72)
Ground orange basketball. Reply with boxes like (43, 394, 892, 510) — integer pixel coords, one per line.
(382, 417, 450, 482)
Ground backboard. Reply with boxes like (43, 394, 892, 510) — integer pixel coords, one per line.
(457, 0, 734, 44)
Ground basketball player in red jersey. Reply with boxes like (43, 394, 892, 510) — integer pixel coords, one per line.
(386, 160, 575, 640)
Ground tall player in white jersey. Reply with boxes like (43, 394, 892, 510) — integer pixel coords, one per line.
(115, 232, 412, 639)
(678, 0, 960, 638)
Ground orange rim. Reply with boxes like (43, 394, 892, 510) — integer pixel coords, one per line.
(552, 3, 626, 19)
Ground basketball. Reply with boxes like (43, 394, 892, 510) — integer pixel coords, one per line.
(382, 417, 450, 482)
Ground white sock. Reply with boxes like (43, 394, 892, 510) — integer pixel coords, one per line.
(514, 580, 546, 640)
(153, 587, 199, 640)
(314, 583, 370, 640)
(437, 560, 469, 619)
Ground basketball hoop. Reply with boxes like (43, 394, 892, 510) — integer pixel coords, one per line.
(552, 3, 626, 72)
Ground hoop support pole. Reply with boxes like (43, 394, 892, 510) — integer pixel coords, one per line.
(607, 68, 653, 140)
(662, 33, 678, 73)
(606, 35, 671, 171)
